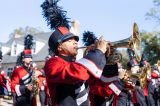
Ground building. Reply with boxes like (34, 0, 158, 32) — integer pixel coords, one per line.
(1, 32, 52, 76)
(1, 20, 84, 77)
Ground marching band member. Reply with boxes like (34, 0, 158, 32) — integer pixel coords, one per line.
(81, 31, 133, 106)
(11, 50, 33, 106)
(0, 71, 8, 96)
(38, 70, 48, 106)
(41, 0, 108, 105)
(89, 63, 129, 106)
(0, 50, 10, 98)
(11, 49, 42, 106)
(150, 61, 160, 106)
(11, 34, 42, 106)
(126, 49, 147, 106)
(81, 31, 134, 106)
(139, 53, 156, 106)
(0, 69, 11, 99)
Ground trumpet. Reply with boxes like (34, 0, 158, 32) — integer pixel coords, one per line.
(77, 46, 92, 49)
(78, 23, 142, 62)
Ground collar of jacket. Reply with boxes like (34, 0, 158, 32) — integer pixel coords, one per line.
(59, 55, 76, 62)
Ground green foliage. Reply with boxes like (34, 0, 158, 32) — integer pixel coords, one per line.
(119, 31, 160, 67)
(153, 0, 160, 6)
(146, 0, 160, 24)
(141, 31, 160, 65)
(117, 49, 129, 69)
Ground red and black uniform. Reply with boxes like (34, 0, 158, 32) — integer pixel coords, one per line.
(45, 82, 52, 106)
(0, 70, 8, 95)
(0, 74, 7, 95)
(89, 63, 114, 106)
(140, 59, 156, 106)
(150, 66, 160, 106)
(88, 76, 113, 106)
(0, 74, 6, 87)
(45, 49, 106, 106)
(11, 66, 35, 106)
(125, 49, 147, 106)
(1, 70, 7, 78)
(89, 63, 129, 106)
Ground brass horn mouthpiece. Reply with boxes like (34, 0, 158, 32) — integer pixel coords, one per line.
(77, 45, 95, 49)
(77, 46, 88, 49)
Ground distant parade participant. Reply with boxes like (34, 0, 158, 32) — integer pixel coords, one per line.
(0, 50, 10, 97)
(139, 54, 156, 106)
(0, 70, 8, 96)
(89, 63, 130, 106)
(126, 48, 147, 106)
(44, 55, 53, 106)
(81, 31, 113, 106)
(0, 69, 11, 99)
(11, 35, 42, 106)
(151, 61, 160, 106)
(38, 70, 48, 106)
(82, 31, 134, 106)
(41, 0, 108, 106)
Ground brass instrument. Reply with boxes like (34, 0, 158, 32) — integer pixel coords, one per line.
(157, 60, 160, 68)
(31, 73, 39, 96)
(78, 23, 142, 62)
(109, 22, 142, 62)
(125, 64, 151, 88)
(30, 62, 41, 106)
(29, 63, 39, 96)
(140, 65, 150, 88)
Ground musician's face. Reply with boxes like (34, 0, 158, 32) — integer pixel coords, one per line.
(58, 38, 78, 56)
(23, 58, 32, 66)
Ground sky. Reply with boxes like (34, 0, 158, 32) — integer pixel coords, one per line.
(0, 0, 158, 43)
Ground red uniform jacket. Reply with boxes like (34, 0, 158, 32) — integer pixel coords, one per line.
(45, 49, 106, 106)
(11, 66, 37, 106)
(11, 66, 31, 96)
(0, 74, 6, 88)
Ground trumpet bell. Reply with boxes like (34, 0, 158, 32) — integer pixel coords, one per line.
(132, 23, 142, 62)
(111, 23, 142, 62)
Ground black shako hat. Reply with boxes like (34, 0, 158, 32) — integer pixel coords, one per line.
(48, 27, 79, 55)
(16, 34, 34, 66)
(41, 0, 79, 55)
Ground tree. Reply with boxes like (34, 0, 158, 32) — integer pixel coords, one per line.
(146, 0, 160, 24)
(119, 49, 129, 69)
(9, 26, 45, 38)
(141, 31, 160, 65)
(120, 31, 160, 67)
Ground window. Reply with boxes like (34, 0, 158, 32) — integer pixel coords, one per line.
(14, 44, 17, 55)
(32, 40, 36, 53)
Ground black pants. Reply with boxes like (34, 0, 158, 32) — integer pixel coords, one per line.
(40, 90, 46, 106)
(13, 93, 33, 106)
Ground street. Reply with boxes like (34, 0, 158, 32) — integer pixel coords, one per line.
(0, 98, 13, 106)
(0, 96, 42, 106)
